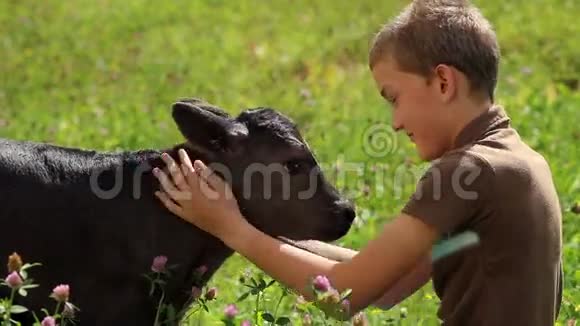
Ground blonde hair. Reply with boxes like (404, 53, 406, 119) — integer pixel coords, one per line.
(369, 0, 500, 101)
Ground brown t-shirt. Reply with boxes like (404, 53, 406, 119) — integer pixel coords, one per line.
(402, 105, 563, 325)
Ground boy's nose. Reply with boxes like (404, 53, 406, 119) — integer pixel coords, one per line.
(392, 122, 403, 132)
(391, 114, 403, 132)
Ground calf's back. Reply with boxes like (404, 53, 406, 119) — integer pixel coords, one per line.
(0, 138, 231, 325)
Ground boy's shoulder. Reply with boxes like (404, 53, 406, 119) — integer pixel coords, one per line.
(447, 115, 551, 193)
(404, 104, 560, 235)
(437, 104, 551, 186)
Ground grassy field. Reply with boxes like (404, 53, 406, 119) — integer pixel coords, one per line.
(1, 0, 578, 324)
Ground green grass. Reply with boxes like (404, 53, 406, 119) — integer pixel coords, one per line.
(1, 0, 578, 324)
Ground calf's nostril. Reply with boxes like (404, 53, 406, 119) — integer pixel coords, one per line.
(342, 207, 356, 223)
(333, 199, 356, 223)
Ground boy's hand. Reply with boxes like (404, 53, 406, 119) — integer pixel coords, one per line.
(153, 149, 248, 240)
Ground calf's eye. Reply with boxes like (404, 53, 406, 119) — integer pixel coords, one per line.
(284, 160, 305, 175)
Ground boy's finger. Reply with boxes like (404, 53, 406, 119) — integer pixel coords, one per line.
(189, 160, 224, 200)
(179, 149, 195, 183)
(178, 149, 194, 170)
(193, 160, 222, 192)
(153, 167, 180, 199)
(184, 160, 198, 186)
(155, 191, 183, 216)
(161, 153, 188, 192)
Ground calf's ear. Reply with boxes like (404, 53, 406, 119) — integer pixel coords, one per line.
(172, 101, 248, 153)
(175, 97, 231, 118)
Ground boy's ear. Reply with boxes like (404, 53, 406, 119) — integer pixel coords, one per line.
(434, 64, 457, 102)
(172, 101, 248, 153)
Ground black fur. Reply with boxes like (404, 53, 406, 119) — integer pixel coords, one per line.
(0, 100, 355, 325)
(0, 139, 227, 325)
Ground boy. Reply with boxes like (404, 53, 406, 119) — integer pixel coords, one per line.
(153, 0, 563, 324)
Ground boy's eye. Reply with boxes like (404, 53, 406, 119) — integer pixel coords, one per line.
(385, 95, 397, 106)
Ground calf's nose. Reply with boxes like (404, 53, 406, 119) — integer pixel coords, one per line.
(335, 199, 356, 223)
(342, 206, 356, 223)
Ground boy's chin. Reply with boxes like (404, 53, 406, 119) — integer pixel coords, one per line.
(416, 145, 445, 162)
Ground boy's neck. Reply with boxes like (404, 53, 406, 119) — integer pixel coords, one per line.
(449, 96, 494, 149)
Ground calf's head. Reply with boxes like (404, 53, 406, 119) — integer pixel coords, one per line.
(171, 98, 355, 242)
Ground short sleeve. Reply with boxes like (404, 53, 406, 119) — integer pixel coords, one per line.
(402, 152, 492, 236)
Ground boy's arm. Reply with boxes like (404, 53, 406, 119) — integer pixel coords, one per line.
(277, 237, 358, 262)
(278, 237, 432, 309)
(370, 254, 431, 309)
